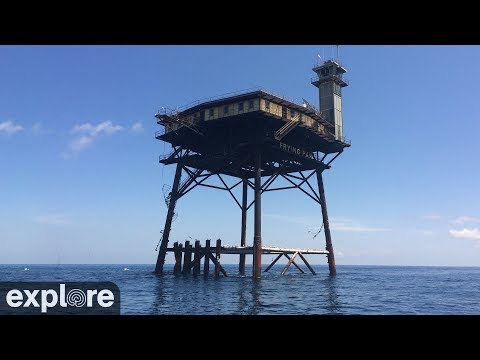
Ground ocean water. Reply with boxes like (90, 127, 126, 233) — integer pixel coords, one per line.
(1, 264, 479, 315)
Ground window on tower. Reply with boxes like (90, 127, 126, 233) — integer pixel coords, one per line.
(224, 106, 229, 115)
(238, 102, 244, 112)
(248, 100, 254, 109)
(209, 108, 214, 117)
(265, 100, 270, 110)
(334, 83, 341, 96)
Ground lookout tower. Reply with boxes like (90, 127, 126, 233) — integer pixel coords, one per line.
(311, 59, 348, 141)
(154, 59, 350, 278)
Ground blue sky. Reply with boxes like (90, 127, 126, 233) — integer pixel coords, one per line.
(1, 45, 479, 266)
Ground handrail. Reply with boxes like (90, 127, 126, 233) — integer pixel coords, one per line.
(156, 87, 307, 117)
(311, 75, 349, 86)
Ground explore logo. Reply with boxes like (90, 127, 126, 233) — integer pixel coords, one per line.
(0, 282, 120, 315)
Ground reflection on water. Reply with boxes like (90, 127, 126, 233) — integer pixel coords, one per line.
(2, 264, 480, 314)
(324, 277, 340, 313)
(249, 278, 263, 315)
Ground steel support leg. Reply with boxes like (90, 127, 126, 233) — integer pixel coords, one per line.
(239, 178, 248, 275)
(155, 163, 183, 273)
(253, 152, 262, 278)
(316, 169, 336, 276)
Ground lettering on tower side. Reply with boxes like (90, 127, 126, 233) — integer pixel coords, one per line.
(279, 142, 314, 160)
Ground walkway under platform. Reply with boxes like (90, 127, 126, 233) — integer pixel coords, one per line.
(165, 240, 328, 276)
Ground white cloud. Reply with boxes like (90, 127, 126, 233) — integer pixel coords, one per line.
(421, 214, 442, 220)
(32, 122, 42, 134)
(330, 222, 390, 232)
(33, 214, 71, 226)
(72, 121, 123, 136)
(264, 213, 315, 226)
(131, 122, 144, 133)
(421, 230, 435, 236)
(70, 135, 94, 153)
(451, 216, 480, 225)
(0, 120, 23, 135)
(449, 228, 480, 240)
(62, 121, 123, 159)
(31, 122, 52, 135)
(264, 213, 390, 233)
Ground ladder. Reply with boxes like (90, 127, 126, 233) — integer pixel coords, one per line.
(274, 113, 301, 141)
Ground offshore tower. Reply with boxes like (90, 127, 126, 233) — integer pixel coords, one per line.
(154, 58, 349, 277)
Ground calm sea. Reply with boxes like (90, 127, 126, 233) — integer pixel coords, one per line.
(1, 264, 479, 314)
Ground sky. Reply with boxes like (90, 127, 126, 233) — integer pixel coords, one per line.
(1, 45, 479, 266)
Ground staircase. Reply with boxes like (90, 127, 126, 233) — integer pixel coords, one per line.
(274, 113, 301, 141)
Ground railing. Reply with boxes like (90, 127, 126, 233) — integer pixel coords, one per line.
(159, 149, 176, 162)
(341, 137, 351, 145)
(155, 87, 307, 117)
(311, 75, 349, 86)
(155, 129, 165, 138)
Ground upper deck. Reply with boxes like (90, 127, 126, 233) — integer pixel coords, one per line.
(155, 89, 350, 157)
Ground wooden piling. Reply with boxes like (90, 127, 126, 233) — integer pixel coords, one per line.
(183, 241, 192, 274)
(298, 252, 316, 275)
(209, 253, 228, 277)
(193, 240, 201, 275)
(173, 242, 182, 275)
(203, 239, 210, 277)
(281, 252, 299, 275)
(215, 239, 221, 277)
(264, 254, 283, 272)
(284, 253, 305, 274)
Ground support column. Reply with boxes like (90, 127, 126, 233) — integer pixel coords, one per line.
(239, 178, 248, 275)
(253, 152, 262, 278)
(155, 163, 183, 274)
(316, 169, 336, 276)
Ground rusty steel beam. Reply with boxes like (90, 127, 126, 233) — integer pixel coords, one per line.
(283, 253, 305, 274)
(316, 170, 336, 276)
(239, 179, 248, 275)
(253, 151, 262, 278)
(155, 163, 183, 274)
(281, 252, 299, 275)
(264, 254, 283, 273)
(298, 253, 316, 275)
